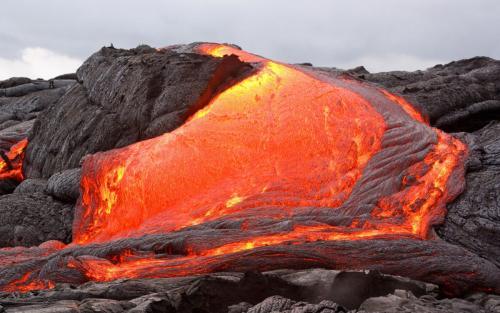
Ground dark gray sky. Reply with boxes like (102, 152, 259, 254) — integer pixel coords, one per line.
(1, 0, 499, 79)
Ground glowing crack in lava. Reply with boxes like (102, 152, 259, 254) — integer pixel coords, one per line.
(0, 138, 28, 181)
(0, 43, 470, 292)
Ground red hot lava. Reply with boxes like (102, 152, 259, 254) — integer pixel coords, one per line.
(0, 138, 28, 181)
(75, 44, 465, 246)
(0, 44, 470, 292)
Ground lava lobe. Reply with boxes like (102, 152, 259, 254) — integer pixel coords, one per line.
(74, 44, 466, 247)
(0, 44, 476, 294)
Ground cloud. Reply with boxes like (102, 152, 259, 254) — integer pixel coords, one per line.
(0, 0, 499, 78)
(0, 47, 82, 80)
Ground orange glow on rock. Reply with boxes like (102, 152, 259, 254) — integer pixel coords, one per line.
(0, 138, 28, 181)
(1, 271, 54, 293)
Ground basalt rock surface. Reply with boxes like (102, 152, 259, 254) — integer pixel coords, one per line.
(437, 121, 500, 267)
(0, 76, 75, 192)
(1, 269, 498, 313)
(0, 192, 73, 246)
(0, 269, 432, 313)
(46, 168, 81, 202)
(356, 57, 500, 132)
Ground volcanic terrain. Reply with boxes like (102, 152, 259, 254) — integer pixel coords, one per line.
(0, 43, 499, 313)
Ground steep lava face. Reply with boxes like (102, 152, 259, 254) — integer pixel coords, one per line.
(0, 44, 472, 293)
(0, 138, 28, 181)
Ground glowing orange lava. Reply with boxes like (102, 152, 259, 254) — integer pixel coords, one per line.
(1, 43, 467, 292)
(1, 272, 54, 293)
(75, 46, 388, 244)
(74, 44, 465, 248)
(0, 138, 28, 181)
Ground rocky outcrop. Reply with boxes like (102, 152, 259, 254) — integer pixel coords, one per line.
(1, 269, 498, 313)
(0, 77, 31, 89)
(0, 79, 74, 98)
(0, 192, 73, 246)
(0, 121, 32, 150)
(0, 78, 77, 248)
(437, 121, 500, 267)
(0, 82, 72, 128)
(46, 168, 81, 202)
(24, 45, 250, 178)
(243, 296, 345, 313)
(245, 292, 500, 313)
(0, 76, 75, 195)
(356, 57, 500, 132)
(13, 178, 47, 194)
(0, 269, 428, 312)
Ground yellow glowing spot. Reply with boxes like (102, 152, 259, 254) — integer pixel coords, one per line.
(245, 242, 255, 250)
(116, 166, 125, 181)
(209, 46, 231, 58)
(190, 106, 212, 121)
(102, 165, 126, 215)
(226, 194, 244, 208)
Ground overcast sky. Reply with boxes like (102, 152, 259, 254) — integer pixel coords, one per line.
(1, 0, 499, 79)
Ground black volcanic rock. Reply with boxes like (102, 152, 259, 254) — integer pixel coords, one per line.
(13, 178, 47, 194)
(245, 296, 345, 313)
(1, 269, 498, 313)
(0, 88, 67, 135)
(0, 269, 430, 312)
(0, 77, 31, 89)
(438, 121, 500, 267)
(0, 79, 74, 98)
(357, 57, 500, 131)
(46, 168, 81, 202)
(24, 45, 251, 178)
(0, 192, 73, 246)
(0, 179, 18, 195)
(0, 78, 73, 195)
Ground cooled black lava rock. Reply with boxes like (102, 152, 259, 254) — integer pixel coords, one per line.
(1, 269, 498, 313)
(46, 168, 81, 202)
(13, 178, 47, 194)
(0, 192, 73, 246)
(357, 57, 500, 131)
(438, 121, 500, 267)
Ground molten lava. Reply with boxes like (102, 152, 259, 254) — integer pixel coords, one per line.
(0, 138, 28, 181)
(0, 43, 469, 293)
(74, 44, 465, 246)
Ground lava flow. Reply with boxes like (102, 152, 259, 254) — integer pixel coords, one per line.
(0, 138, 28, 181)
(74, 44, 465, 245)
(0, 43, 469, 293)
